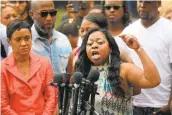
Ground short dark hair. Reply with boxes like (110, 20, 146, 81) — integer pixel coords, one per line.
(84, 13, 108, 29)
(7, 19, 31, 39)
(57, 19, 79, 37)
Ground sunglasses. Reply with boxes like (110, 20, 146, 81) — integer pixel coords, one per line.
(9, 1, 26, 4)
(104, 5, 123, 10)
(39, 10, 58, 17)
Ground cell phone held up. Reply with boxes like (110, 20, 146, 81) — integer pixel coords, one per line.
(70, 1, 81, 13)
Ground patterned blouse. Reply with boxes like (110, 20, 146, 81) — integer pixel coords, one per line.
(91, 64, 133, 115)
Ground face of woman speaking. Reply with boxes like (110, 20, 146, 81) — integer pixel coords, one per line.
(8, 28, 32, 56)
(86, 31, 110, 66)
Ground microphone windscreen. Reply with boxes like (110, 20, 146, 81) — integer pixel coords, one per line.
(72, 72, 83, 84)
(87, 69, 100, 82)
(54, 73, 63, 84)
(62, 73, 71, 83)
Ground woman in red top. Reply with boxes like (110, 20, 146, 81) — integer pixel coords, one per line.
(1, 20, 57, 115)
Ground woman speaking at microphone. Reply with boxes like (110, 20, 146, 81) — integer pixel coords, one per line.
(75, 28, 160, 115)
(1, 20, 57, 115)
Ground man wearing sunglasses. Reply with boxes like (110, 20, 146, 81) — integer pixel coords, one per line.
(30, 0, 72, 74)
(122, 1, 172, 115)
(103, 0, 130, 37)
(102, 0, 132, 60)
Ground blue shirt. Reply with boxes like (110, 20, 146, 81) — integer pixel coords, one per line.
(31, 25, 72, 74)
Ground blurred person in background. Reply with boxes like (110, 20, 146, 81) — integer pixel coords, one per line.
(0, 24, 8, 60)
(0, 2, 19, 60)
(0, 3, 19, 26)
(102, 0, 131, 36)
(1, 20, 57, 115)
(9, 0, 33, 26)
(62, 1, 92, 27)
(102, 0, 133, 63)
(88, 4, 102, 14)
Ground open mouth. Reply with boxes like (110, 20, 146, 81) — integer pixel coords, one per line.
(91, 51, 100, 60)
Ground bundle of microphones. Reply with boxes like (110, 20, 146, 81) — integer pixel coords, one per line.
(50, 70, 100, 115)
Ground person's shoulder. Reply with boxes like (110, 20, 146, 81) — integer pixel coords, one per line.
(53, 30, 72, 51)
(120, 63, 132, 80)
(120, 63, 136, 73)
(123, 19, 141, 33)
(31, 52, 50, 64)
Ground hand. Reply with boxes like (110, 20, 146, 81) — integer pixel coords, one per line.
(153, 105, 169, 115)
(119, 34, 141, 51)
(66, 3, 78, 22)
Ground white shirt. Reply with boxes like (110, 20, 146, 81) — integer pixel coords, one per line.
(122, 17, 172, 107)
(0, 24, 8, 60)
(114, 36, 131, 56)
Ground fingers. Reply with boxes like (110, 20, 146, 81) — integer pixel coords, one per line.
(118, 34, 127, 42)
(119, 34, 134, 45)
(153, 109, 161, 115)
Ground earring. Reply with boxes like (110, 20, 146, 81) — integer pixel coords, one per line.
(109, 53, 112, 65)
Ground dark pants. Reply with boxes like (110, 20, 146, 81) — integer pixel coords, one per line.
(133, 106, 171, 115)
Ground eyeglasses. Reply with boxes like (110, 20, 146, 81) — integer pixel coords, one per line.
(104, 4, 123, 10)
(38, 10, 58, 17)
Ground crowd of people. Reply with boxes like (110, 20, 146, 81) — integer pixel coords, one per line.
(1, 0, 172, 115)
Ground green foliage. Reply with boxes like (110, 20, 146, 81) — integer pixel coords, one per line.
(55, 9, 66, 29)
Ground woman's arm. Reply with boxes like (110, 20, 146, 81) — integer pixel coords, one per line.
(119, 48, 141, 95)
(119, 34, 160, 88)
(119, 48, 134, 64)
(1, 72, 18, 115)
(42, 59, 58, 115)
(67, 52, 74, 73)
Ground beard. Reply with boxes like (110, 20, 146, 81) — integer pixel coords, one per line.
(34, 19, 54, 36)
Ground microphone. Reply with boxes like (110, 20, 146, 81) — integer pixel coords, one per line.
(62, 73, 71, 115)
(83, 69, 100, 102)
(50, 73, 63, 86)
(71, 72, 83, 115)
(87, 69, 100, 82)
(87, 70, 100, 115)
(49, 74, 63, 115)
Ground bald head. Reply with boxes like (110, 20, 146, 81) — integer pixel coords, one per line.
(30, 0, 54, 11)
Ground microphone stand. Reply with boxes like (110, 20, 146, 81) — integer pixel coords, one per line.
(77, 84, 99, 115)
(90, 84, 98, 115)
(49, 82, 62, 115)
(61, 83, 68, 115)
(77, 85, 86, 115)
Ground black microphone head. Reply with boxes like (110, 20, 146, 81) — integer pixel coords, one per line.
(62, 73, 71, 83)
(54, 73, 63, 84)
(72, 72, 83, 84)
(87, 69, 100, 82)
